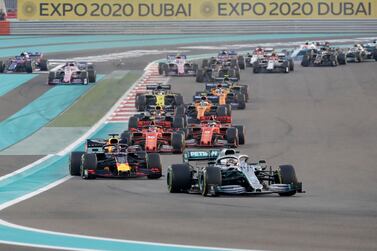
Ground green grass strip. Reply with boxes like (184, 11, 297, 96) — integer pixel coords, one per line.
(48, 71, 141, 127)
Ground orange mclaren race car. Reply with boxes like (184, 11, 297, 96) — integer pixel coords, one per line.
(177, 97, 232, 124)
(69, 134, 162, 179)
(185, 120, 245, 147)
(194, 86, 246, 110)
(121, 125, 185, 154)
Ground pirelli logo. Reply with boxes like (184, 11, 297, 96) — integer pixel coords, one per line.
(18, 0, 377, 20)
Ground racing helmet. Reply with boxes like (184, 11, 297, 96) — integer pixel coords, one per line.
(226, 158, 238, 166)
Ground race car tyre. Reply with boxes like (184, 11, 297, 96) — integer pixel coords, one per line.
(175, 94, 184, 106)
(69, 151, 84, 176)
(374, 51, 377, 61)
(175, 105, 185, 116)
(88, 70, 96, 83)
(282, 61, 289, 73)
(289, 58, 294, 71)
(128, 116, 139, 130)
(173, 116, 185, 129)
(120, 131, 132, 145)
(234, 125, 245, 145)
(163, 64, 169, 76)
(196, 70, 204, 83)
(136, 95, 146, 111)
(202, 59, 209, 68)
(235, 70, 241, 80)
(192, 63, 199, 73)
(172, 133, 185, 153)
(39, 59, 48, 71)
(158, 62, 165, 75)
(238, 56, 245, 69)
(225, 104, 232, 116)
(230, 59, 237, 68)
(216, 106, 227, 117)
(237, 94, 246, 109)
(48, 72, 55, 85)
(80, 72, 89, 85)
(278, 165, 298, 196)
(330, 55, 338, 67)
(356, 52, 362, 62)
(167, 164, 191, 193)
(0, 61, 4, 73)
(337, 53, 347, 65)
(199, 166, 221, 197)
(301, 54, 310, 67)
(147, 153, 162, 179)
(25, 61, 33, 73)
(226, 127, 238, 146)
(253, 62, 261, 73)
(81, 153, 97, 179)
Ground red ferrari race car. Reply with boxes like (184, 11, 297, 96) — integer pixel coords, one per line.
(185, 120, 245, 148)
(127, 106, 186, 130)
(121, 125, 185, 154)
(69, 134, 162, 179)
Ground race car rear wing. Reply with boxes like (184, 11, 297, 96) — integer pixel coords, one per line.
(183, 149, 220, 162)
(193, 94, 219, 103)
(86, 139, 106, 153)
(146, 84, 171, 91)
(214, 77, 238, 83)
(205, 82, 231, 90)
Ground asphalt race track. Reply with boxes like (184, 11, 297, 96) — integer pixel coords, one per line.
(1, 36, 377, 251)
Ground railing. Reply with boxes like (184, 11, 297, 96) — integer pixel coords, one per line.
(8, 20, 377, 35)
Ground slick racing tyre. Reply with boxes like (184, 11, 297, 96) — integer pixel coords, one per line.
(69, 151, 84, 176)
(167, 164, 191, 193)
(199, 166, 221, 197)
(171, 133, 185, 153)
(147, 153, 162, 179)
(278, 165, 298, 196)
(81, 153, 97, 179)
(234, 125, 245, 145)
(128, 116, 139, 130)
(226, 127, 238, 146)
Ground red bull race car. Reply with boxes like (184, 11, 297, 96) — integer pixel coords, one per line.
(69, 134, 162, 179)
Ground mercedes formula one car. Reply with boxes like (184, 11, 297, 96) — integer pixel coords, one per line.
(158, 54, 198, 76)
(0, 52, 48, 73)
(167, 149, 304, 197)
(135, 84, 183, 112)
(48, 61, 97, 85)
(345, 43, 377, 62)
(69, 134, 162, 179)
(121, 125, 185, 154)
(185, 120, 245, 148)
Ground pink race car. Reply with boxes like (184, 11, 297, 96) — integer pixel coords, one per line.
(48, 61, 96, 85)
